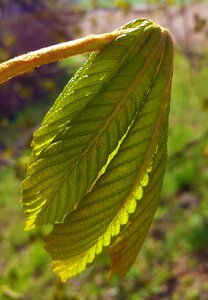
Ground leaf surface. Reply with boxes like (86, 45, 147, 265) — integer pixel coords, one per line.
(108, 36, 173, 278)
(44, 27, 173, 281)
(22, 19, 169, 230)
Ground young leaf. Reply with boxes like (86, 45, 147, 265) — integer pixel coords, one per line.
(108, 113, 169, 278)
(107, 36, 173, 279)
(44, 25, 173, 281)
(21, 18, 173, 281)
(22, 18, 162, 229)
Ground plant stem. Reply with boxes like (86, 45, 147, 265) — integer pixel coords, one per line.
(0, 30, 126, 84)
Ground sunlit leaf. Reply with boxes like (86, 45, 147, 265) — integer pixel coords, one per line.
(22, 18, 173, 281)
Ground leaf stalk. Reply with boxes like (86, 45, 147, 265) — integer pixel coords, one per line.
(0, 30, 126, 84)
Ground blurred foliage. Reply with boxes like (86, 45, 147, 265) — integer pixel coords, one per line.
(0, 0, 208, 299)
(79, 0, 208, 9)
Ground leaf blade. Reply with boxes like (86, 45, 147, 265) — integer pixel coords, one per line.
(109, 32, 173, 277)
(22, 19, 167, 229)
(44, 29, 173, 281)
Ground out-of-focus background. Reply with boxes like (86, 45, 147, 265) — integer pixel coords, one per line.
(0, 0, 208, 299)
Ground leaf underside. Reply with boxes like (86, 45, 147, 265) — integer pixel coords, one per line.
(21, 18, 173, 281)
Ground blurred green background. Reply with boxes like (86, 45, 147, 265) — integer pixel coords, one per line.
(0, 0, 208, 299)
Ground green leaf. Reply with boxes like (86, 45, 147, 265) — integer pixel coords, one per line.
(21, 17, 173, 281)
(44, 26, 173, 281)
(108, 36, 173, 278)
(108, 116, 168, 278)
(22, 19, 163, 229)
